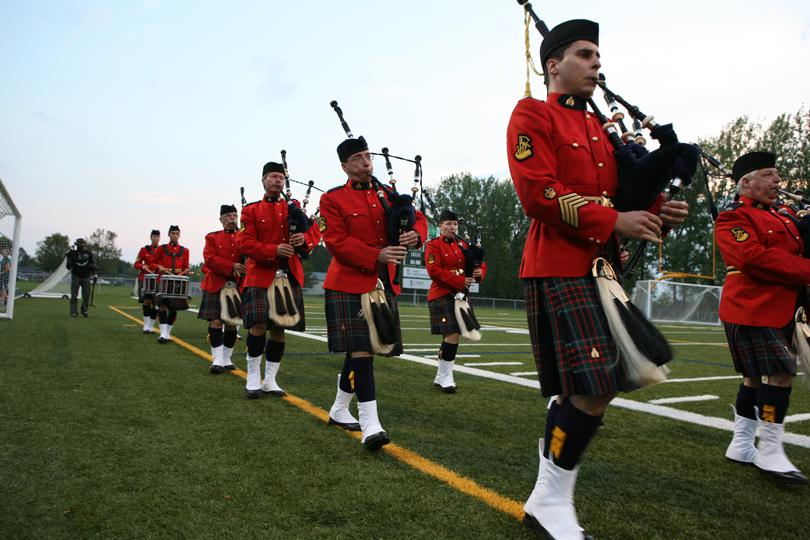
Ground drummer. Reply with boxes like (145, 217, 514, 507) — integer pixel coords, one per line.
(149, 225, 190, 343)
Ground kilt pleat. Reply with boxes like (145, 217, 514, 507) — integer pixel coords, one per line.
(325, 288, 403, 356)
(197, 290, 222, 321)
(524, 276, 629, 397)
(723, 322, 796, 377)
(242, 283, 305, 331)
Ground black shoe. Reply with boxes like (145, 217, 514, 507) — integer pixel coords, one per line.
(261, 388, 286, 397)
(523, 512, 593, 540)
(71, 313, 78, 318)
(157, 337, 170, 344)
(82, 312, 88, 318)
(223, 364, 236, 371)
(245, 389, 261, 399)
(362, 431, 390, 451)
(143, 330, 153, 335)
(757, 467, 808, 486)
(328, 417, 361, 432)
(434, 383, 457, 394)
(210, 365, 224, 375)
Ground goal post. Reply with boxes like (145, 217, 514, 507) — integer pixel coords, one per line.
(0, 179, 22, 319)
(630, 279, 722, 326)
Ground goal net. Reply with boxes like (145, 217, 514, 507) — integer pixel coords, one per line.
(0, 179, 22, 319)
(26, 258, 75, 299)
(631, 280, 722, 326)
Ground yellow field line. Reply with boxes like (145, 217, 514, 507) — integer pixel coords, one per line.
(108, 305, 524, 521)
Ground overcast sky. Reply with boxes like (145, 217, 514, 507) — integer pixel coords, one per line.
(2, 0, 809, 264)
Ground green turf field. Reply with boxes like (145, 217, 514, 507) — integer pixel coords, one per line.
(2, 285, 809, 539)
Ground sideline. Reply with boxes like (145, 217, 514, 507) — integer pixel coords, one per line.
(108, 306, 525, 521)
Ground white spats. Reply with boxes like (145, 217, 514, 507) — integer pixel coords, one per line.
(221, 346, 235, 369)
(166, 324, 174, 339)
(358, 400, 385, 443)
(245, 354, 262, 392)
(143, 316, 155, 332)
(260, 360, 285, 396)
(524, 448, 586, 540)
(755, 420, 804, 476)
(725, 406, 758, 464)
(434, 360, 457, 393)
(209, 345, 224, 373)
(158, 323, 171, 341)
(328, 374, 359, 428)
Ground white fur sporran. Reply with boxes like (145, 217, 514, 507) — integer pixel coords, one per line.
(592, 257, 669, 387)
(454, 292, 481, 341)
(792, 306, 810, 387)
(267, 269, 300, 328)
(360, 279, 397, 355)
(219, 280, 243, 327)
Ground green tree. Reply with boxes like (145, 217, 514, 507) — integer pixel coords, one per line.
(87, 229, 122, 275)
(35, 233, 70, 272)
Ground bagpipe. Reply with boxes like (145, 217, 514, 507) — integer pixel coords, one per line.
(453, 228, 484, 341)
(776, 189, 810, 257)
(515, 1, 732, 282)
(330, 100, 421, 354)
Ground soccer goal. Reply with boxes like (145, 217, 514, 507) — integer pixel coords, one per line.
(26, 258, 75, 299)
(0, 179, 22, 319)
(631, 279, 722, 326)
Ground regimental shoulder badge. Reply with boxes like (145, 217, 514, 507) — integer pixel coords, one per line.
(544, 187, 556, 200)
(729, 227, 749, 242)
(427, 253, 436, 265)
(558, 193, 589, 228)
(318, 215, 327, 233)
(514, 134, 533, 161)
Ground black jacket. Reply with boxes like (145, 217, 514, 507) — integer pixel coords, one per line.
(66, 249, 96, 279)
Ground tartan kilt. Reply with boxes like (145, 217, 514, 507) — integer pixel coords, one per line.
(325, 288, 403, 357)
(197, 290, 223, 321)
(137, 281, 156, 303)
(158, 295, 188, 311)
(429, 294, 462, 335)
(524, 276, 631, 397)
(242, 282, 305, 331)
(723, 322, 797, 377)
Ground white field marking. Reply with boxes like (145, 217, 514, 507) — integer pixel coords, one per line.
(462, 361, 523, 367)
(648, 395, 719, 405)
(785, 413, 810, 423)
(664, 375, 740, 383)
(284, 330, 810, 449)
(510, 371, 539, 377)
(400, 343, 531, 347)
(670, 342, 728, 347)
(424, 354, 481, 359)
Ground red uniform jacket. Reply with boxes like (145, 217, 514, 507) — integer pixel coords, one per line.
(201, 229, 241, 293)
(424, 236, 488, 301)
(238, 197, 320, 289)
(507, 93, 661, 278)
(134, 244, 158, 282)
(717, 196, 810, 327)
(149, 243, 190, 275)
(320, 180, 428, 295)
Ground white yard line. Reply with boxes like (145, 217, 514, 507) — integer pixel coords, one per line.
(283, 330, 810, 449)
(462, 361, 524, 367)
(664, 375, 740, 383)
(510, 371, 539, 377)
(648, 395, 719, 405)
(670, 342, 729, 347)
(785, 413, 810, 424)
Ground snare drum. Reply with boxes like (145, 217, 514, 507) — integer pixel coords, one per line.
(139, 273, 159, 302)
(157, 274, 190, 310)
